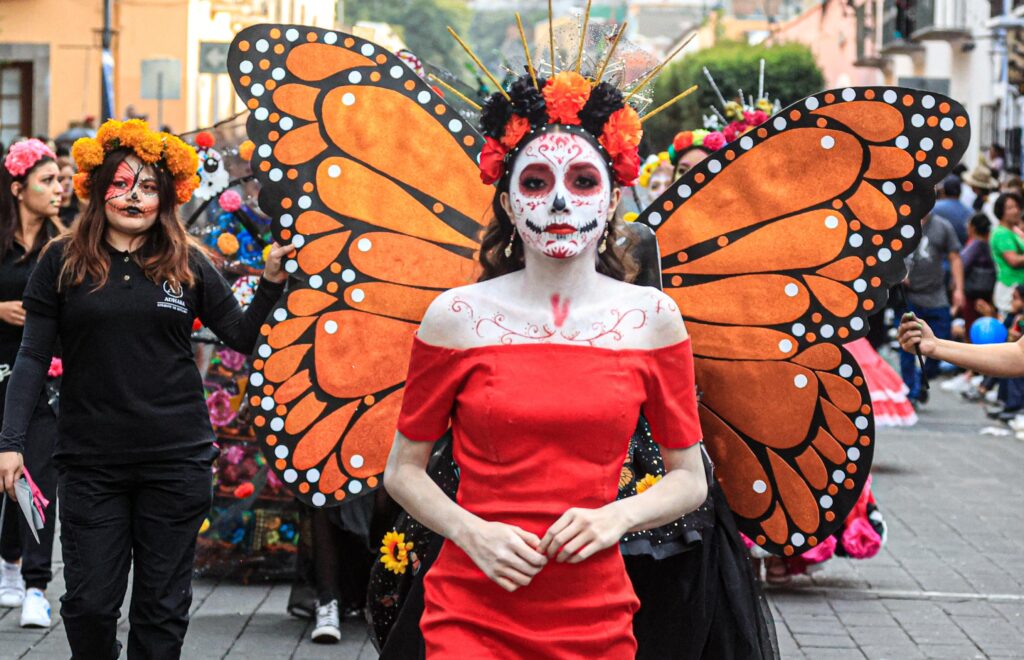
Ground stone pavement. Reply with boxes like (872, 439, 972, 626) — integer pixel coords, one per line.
(1, 375, 1022, 659)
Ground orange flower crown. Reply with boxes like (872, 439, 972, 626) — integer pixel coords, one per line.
(70, 119, 200, 205)
(449, 8, 697, 187)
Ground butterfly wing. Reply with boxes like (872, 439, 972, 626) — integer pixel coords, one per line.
(228, 25, 491, 506)
(640, 87, 969, 555)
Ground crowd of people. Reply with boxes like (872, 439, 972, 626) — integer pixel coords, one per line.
(896, 146, 1024, 432)
(0, 16, 1008, 659)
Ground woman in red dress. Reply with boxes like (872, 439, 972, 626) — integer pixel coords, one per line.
(382, 73, 709, 658)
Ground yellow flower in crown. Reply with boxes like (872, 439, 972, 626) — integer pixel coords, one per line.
(756, 98, 773, 114)
(70, 118, 200, 205)
(380, 530, 414, 575)
(117, 119, 149, 149)
(635, 473, 662, 494)
(724, 100, 744, 122)
(162, 133, 199, 179)
(94, 119, 123, 148)
(70, 138, 104, 171)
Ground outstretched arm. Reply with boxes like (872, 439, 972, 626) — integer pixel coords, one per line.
(898, 313, 1024, 377)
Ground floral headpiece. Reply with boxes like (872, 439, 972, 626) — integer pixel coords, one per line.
(696, 63, 778, 145)
(71, 119, 200, 205)
(638, 151, 672, 188)
(448, 8, 699, 188)
(4, 139, 56, 178)
(479, 71, 642, 186)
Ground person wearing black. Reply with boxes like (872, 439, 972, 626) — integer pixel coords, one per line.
(0, 120, 292, 659)
(0, 138, 64, 628)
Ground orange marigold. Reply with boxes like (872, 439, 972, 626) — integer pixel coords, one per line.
(599, 106, 642, 158)
(134, 132, 165, 164)
(238, 140, 256, 161)
(175, 175, 200, 205)
(71, 138, 104, 171)
(501, 114, 531, 150)
(95, 120, 123, 148)
(163, 134, 199, 179)
(117, 119, 150, 150)
(542, 71, 590, 126)
(72, 171, 91, 201)
(216, 232, 240, 256)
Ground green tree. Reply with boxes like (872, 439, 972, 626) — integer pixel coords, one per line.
(643, 41, 824, 152)
(347, 0, 471, 73)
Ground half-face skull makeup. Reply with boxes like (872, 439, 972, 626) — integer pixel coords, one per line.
(105, 155, 160, 234)
(504, 132, 613, 261)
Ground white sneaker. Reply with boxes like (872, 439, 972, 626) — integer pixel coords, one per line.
(311, 599, 341, 644)
(0, 560, 25, 607)
(19, 588, 50, 628)
(1009, 415, 1024, 432)
(941, 373, 970, 392)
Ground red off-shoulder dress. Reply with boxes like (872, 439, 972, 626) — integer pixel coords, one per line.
(397, 336, 702, 659)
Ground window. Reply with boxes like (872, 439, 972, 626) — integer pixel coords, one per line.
(0, 63, 32, 148)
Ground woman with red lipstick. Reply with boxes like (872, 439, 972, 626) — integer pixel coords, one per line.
(382, 72, 708, 657)
(0, 139, 64, 629)
(0, 120, 292, 659)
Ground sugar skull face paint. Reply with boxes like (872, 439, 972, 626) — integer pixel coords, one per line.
(105, 155, 160, 234)
(505, 132, 613, 261)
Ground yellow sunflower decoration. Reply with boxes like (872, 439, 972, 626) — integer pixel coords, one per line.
(635, 473, 662, 494)
(379, 530, 415, 575)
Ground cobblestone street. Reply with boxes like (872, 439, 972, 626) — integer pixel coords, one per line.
(2, 379, 1022, 659)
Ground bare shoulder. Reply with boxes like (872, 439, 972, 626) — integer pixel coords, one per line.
(416, 281, 498, 349)
(620, 284, 687, 349)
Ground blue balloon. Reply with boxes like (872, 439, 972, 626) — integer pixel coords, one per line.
(970, 316, 1008, 344)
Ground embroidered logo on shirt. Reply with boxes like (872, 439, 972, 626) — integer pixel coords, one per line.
(158, 280, 189, 314)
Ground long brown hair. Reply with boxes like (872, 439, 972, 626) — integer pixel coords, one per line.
(478, 129, 638, 283)
(59, 148, 197, 290)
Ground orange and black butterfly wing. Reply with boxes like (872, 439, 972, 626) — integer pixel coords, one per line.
(228, 25, 491, 506)
(640, 87, 969, 555)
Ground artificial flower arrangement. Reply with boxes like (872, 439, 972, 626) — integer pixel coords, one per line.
(479, 71, 643, 186)
(71, 119, 200, 204)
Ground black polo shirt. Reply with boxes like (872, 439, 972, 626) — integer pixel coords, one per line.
(22, 239, 284, 464)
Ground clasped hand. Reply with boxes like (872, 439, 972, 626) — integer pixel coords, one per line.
(460, 504, 625, 593)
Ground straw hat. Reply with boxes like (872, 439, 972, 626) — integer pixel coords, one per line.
(962, 160, 998, 191)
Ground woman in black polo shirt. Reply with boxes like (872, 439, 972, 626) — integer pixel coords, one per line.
(0, 120, 291, 659)
(0, 139, 64, 628)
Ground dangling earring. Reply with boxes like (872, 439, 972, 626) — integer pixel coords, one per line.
(504, 227, 517, 258)
(598, 226, 610, 254)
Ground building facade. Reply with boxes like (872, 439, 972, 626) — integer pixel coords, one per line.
(0, 0, 337, 142)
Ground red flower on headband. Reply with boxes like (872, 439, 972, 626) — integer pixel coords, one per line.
(744, 109, 768, 127)
(613, 150, 641, 187)
(703, 131, 727, 151)
(480, 137, 508, 185)
(543, 72, 590, 126)
(599, 106, 642, 158)
(501, 114, 531, 150)
(673, 131, 694, 152)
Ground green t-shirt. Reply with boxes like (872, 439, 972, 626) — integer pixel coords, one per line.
(990, 225, 1024, 286)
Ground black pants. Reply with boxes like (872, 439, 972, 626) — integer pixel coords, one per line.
(57, 450, 214, 660)
(0, 396, 58, 590)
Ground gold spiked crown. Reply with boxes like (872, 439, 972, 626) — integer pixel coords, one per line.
(445, 1, 697, 187)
